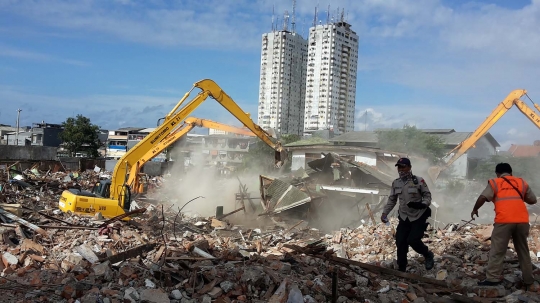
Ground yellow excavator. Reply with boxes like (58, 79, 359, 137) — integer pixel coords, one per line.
(428, 89, 540, 181)
(58, 79, 287, 218)
(128, 117, 258, 195)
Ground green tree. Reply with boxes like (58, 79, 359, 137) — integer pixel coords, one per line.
(239, 134, 301, 173)
(472, 155, 540, 192)
(60, 115, 101, 158)
(376, 125, 446, 164)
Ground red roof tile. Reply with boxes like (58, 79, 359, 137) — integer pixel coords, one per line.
(508, 144, 540, 157)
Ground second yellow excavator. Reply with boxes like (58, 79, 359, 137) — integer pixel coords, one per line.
(128, 117, 259, 195)
(428, 89, 540, 181)
(59, 79, 287, 219)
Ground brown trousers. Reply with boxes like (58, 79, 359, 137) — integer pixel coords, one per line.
(486, 223, 534, 285)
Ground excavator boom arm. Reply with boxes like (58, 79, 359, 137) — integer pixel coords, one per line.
(192, 118, 256, 137)
(514, 99, 540, 128)
(111, 79, 285, 201)
(193, 80, 279, 149)
(429, 89, 527, 181)
(126, 117, 258, 190)
(110, 90, 211, 200)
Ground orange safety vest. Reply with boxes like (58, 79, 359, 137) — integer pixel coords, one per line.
(488, 175, 529, 223)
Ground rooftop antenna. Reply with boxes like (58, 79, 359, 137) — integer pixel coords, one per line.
(291, 0, 296, 33)
(271, 5, 275, 31)
(313, 6, 318, 27)
(341, 8, 345, 22)
(326, 5, 330, 24)
(283, 10, 289, 31)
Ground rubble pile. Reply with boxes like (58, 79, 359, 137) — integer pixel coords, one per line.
(1, 168, 540, 302)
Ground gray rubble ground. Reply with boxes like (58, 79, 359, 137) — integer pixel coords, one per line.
(0, 168, 540, 303)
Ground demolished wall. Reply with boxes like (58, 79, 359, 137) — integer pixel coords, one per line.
(0, 145, 57, 161)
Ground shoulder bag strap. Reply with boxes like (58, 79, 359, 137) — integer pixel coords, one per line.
(500, 176, 524, 200)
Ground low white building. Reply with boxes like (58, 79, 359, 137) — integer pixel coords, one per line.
(325, 129, 500, 179)
(285, 137, 406, 180)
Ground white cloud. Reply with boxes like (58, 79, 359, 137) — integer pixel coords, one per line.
(0, 45, 89, 66)
(506, 128, 530, 139)
(355, 107, 413, 130)
(507, 128, 518, 136)
(2, 0, 540, 150)
(0, 0, 265, 49)
(0, 85, 258, 131)
(2, 1, 539, 76)
(499, 140, 516, 151)
(353, 102, 540, 152)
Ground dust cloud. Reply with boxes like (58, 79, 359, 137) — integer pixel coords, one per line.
(404, 155, 494, 226)
(148, 146, 281, 228)
(407, 153, 540, 226)
(147, 145, 540, 232)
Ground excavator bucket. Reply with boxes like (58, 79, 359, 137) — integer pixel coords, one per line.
(275, 149, 288, 168)
(428, 166, 442, 182)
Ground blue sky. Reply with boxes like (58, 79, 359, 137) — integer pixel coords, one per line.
(1, 0, 540, 150)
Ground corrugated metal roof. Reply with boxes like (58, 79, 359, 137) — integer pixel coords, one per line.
(263, 178, 311, 214)
(328, 130, 500, 148)
(329, 131, 378, 143)
(421, 129, 456, 133)
(375, 128, 455, 134)
(285, 137, 331, 147)
(334, 156, 395, 186)
(117, 127, 146, 132)
(435, 132, 472, 145)
(435, 132, 500, 148)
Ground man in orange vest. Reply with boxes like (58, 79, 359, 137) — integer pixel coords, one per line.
(471, 163, 537, 287)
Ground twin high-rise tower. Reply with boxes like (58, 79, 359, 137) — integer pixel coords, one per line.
(257, 8, 359, 136)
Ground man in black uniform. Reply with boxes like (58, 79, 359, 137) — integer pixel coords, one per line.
(380, 157, 434, 272)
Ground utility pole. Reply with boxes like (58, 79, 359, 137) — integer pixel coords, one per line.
(15, 109, 21, 146)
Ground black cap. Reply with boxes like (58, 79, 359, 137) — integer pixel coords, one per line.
(395, 157, 411, 167)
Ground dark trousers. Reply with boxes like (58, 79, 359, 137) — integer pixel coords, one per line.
(395, 208, 431, 270)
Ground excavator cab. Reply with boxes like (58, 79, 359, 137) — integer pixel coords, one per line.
(92, 179, 111, 198)
(58, 180, 131, 218)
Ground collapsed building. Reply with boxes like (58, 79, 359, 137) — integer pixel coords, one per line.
(257, 152, 397, 232)
(1, 165, 540, 303)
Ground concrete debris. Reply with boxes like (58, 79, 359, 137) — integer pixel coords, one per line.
(125, 287, 141, 303)
(140, 288, 170, 303)
(171, 289, 183, 300)
(258, 152, 394, 231)
(0, 166, 539, 302)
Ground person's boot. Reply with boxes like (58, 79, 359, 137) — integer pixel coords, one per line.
(396, 261, 407, 272)
(424, 251, 434, 270)
(477, 280, 502, 286)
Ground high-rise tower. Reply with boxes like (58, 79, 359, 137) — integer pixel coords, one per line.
(257, 9, 308, 136)
(304, 13, 359, 135)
